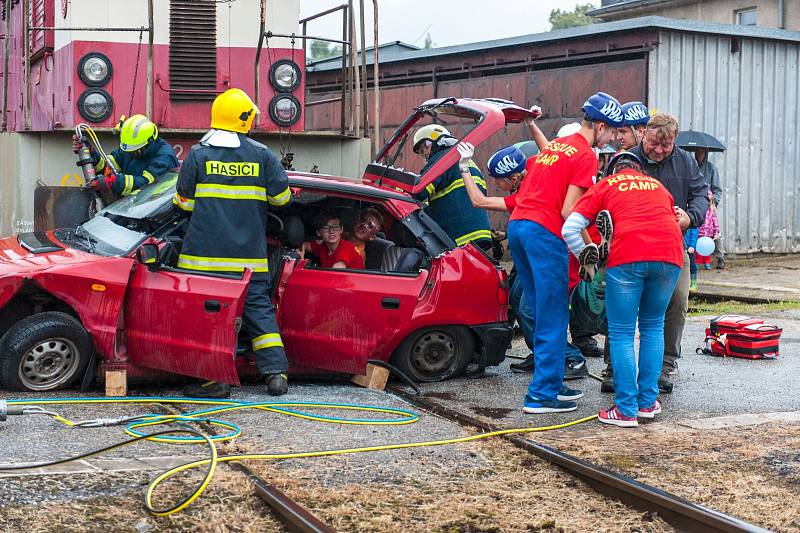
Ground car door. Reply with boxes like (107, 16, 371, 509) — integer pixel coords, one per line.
(277, 263, 428, 375)
(123, 263, 250, 384)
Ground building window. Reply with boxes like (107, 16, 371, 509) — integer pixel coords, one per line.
(735, 7, 757, 26)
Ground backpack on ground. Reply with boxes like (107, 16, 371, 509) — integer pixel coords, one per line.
(699, 314, 782, 360)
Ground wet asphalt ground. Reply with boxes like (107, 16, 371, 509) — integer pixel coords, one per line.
(0, 311, 798, 507)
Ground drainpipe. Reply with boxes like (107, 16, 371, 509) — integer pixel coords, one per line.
(1, 0, 12, 132)
(23, 0, 30, 130)
(778, 0, 785, 29)
(146, 0, 153, 118)
(371, 0, 379, 155)
(254, 0, 266, 128)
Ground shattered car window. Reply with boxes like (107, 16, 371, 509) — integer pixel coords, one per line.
(99, 172, 179, 220)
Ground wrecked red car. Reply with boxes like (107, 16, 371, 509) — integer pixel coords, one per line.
(0, 98, 531, 392)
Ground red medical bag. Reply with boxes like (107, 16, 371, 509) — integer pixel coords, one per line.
(702, 315, 781, 360)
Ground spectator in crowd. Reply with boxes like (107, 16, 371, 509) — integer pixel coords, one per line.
(691, 148, 725, 269)
(508, 91, 622, 414)
(629, 113, 709, 393)
(684, 226, 699, 291)
(302, 210, 365, 270)
(696, 190, 721, 270)
(563, 152, 683, 427)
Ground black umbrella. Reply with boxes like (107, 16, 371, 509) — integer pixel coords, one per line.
(676, 130, 726, 152)
(513, 140, 539, 158)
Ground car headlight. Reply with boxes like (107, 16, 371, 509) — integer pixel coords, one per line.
(78, 52, 112, 87)
(269, 59, 301, 93)
(268, 95, 301, 127)
(78, 89, 114, 122)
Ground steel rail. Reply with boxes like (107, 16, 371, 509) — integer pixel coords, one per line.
(231, 462, 335, 533)
(153, 403, 333, 532)
(387, 385, 771, 533)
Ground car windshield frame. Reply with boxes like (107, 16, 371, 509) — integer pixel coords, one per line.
(98, 172, 179, 221)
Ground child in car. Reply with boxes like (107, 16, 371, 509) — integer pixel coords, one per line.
(302, 210, 365, 269)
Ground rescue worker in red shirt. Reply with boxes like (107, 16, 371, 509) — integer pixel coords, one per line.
(173, 88, 293, 398)
(508, 91, 622, 414)
(562, 151, 683, 427)
(460, 144, 588, 380)
(302, 210, 365, 269)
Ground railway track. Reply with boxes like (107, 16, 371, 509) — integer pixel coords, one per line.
(387, 385, 770, 533)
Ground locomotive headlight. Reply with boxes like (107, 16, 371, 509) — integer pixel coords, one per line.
(78, 53, 112, 87)
(269, 60, 301, 93)
(268, 95, 301, 127)
(78, 89, 114, 122)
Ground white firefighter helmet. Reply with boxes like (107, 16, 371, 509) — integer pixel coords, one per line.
(412, 124, 451, 154)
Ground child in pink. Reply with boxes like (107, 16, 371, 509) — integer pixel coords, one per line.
(697, 191, 720, 269)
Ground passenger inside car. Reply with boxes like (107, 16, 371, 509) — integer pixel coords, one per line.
(347, 207, 385, 264)
(301, 209, 365, 269)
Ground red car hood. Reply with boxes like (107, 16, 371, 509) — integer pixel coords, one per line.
(0, 233, 100, 277)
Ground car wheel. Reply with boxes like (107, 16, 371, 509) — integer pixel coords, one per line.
(0, 312, 93, 392)
(392, 326, 474, 382)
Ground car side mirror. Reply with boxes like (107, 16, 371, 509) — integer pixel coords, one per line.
(136, 243, 160, 269)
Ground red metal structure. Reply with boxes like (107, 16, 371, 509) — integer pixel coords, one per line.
(1, 0, 308, 133)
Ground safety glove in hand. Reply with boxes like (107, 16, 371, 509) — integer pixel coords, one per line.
(456, 141, 474, 172)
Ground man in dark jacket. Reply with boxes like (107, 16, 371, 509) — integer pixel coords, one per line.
(629, 113, 709, 393)
(174, 88, 292, 398)
(72, 114, 179, 196)
(411, 124, 492, 250)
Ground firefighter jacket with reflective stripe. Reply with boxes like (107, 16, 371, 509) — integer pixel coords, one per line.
(413, 148, 491, 246)
(94, 138, 179, 196)
(174, 134, 291, 278)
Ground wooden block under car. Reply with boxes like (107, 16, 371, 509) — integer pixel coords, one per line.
(351, 363, 390, 391)
(105, 370, 127, 397)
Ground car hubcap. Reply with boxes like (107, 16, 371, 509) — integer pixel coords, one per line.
(410, 331, 457, 377)
(18, 338, 80, 391)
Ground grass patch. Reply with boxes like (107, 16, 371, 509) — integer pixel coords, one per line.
(688, 299, 800, 317)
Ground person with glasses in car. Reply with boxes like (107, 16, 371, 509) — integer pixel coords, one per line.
(302, 210, 365, 270)
(348, 207, 385, 263)
(629, 113, 709, 394)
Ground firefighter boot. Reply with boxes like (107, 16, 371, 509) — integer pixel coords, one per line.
(266, 373, 289, 396)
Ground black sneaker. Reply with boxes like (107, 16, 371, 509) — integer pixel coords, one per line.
(557, 384, 583, 401)
(658, 373, 673, 394)
(578, 243, 600, 282)
(600, 365, 614, 393)
(595, 210, 614, 264)
(266, 373, 289, 396)
(182, 381, 231, 399)
(510, 354, 534, 373)
(572, 336, 603, 358)
(564, 358, 588, 380)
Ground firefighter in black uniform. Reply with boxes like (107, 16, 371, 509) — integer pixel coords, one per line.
(174, 88, 292, 397)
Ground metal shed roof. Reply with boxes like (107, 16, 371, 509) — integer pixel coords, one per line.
(307, 15, 800, 72)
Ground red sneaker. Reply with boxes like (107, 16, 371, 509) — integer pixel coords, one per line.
(598, 405, 638, 427)
(637, 400, 662, 419)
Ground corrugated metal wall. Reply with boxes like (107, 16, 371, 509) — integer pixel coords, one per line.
(649, 30, 800, 253)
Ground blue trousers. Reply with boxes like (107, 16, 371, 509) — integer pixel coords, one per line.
(605, 262, 680, 417)
(510, 272, 585, 363)
(508, 220, 568, 401)
(244, 277, 288, 375)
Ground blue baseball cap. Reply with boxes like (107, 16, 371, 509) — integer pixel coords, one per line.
(621, 101, 649, 127)
(487, 146, 527, 178)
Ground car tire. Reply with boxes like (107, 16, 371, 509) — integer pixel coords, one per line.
(0, 312, 94, 392)
(392, 326, 474, 382)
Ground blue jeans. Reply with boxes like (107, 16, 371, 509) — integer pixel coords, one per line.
(508, 220, 568, 401)
(605, 262, 681, 417)
(510, 272, 585, 365)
